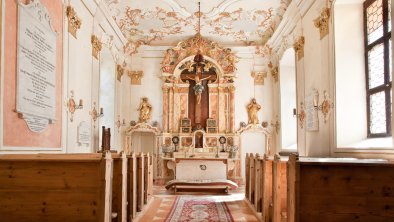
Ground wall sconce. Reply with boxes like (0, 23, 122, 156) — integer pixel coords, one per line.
(67, 90, 83, 122)
(115, 115, 126, 131)
(89, 102, 104, 127)
(271, 119, 280, 134)
(317, 90, 334, 123)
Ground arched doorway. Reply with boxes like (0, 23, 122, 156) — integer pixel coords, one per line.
(237, 124, 271, 183)
(124, 123, 161, 182)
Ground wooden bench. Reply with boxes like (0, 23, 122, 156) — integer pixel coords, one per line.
(287, 154, 394, 222)
(143, 153, 153, 204)
(272, 154, 287, 222)
(136, 152, 145, 212)
(245, 153, 286, 222)
(256, 154, 273, 222)
(0, 152, 113, 222)
(126, 153, 137, 221)
(111, 152, 128, 222)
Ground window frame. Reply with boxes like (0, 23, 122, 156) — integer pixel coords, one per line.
(364, 0, 392, 138)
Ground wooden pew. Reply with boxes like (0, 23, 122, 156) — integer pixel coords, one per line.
(245, 153, 273, 222)
(136, 152, 145, 212)
(287, 154, 394, 222)
(126, 153, 137, 221)
(254, 153, 262, 211)
(0, 152, 114, 222)
(248, 153, 255, 205)
(143, 153, 152, 204)
(245, 153, 250, 200)
(272, 154, 287, 222)
(260, 154, 273, 222)
(111, 152, 128, 222)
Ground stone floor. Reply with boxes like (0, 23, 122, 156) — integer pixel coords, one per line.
(134, 186, 260, 222)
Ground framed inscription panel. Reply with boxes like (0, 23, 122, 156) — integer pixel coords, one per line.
(305, 89, 319, 131)
(16, 0, 57, 132)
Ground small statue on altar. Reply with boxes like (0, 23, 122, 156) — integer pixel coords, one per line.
(247, 98, 261, 124)
(138, 97, 152, 123)
(185, 74, 211, 104)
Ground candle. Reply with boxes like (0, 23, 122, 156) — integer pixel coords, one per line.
(100, 108, 103, 114)
(122, 119, 126, 124)
(79, 99, 83, 107)
(293, 108, 297, 116)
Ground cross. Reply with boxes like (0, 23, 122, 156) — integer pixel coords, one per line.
(180, 64, 216, 128)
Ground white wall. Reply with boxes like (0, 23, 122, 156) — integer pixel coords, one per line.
(279, 48, 297, 150)
(99, 47, 116, 149)
(334, 2, 367, 147)
(240, 131, 267, 179)
(130, 132, 155, 153)
(129, 48, 163, 126)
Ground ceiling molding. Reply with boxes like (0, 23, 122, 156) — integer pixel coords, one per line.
(204, 0, 241, 18)
(163, 0, 192, 17)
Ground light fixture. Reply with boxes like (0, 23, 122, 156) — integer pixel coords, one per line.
(193, 2, 203, 65)
(67, 90, 83, 122)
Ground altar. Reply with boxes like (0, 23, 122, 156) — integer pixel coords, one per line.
(156, 35, 242, 185)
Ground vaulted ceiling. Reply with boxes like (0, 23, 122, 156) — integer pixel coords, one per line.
(104, 0, 290, 54)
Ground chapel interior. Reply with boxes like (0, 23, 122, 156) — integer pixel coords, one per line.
(0, 0, 393, 221)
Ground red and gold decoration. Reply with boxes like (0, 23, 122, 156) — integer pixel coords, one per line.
(66, 90, 83, 122)
(318, 90, 334, 123)
(314, 8, 331, 39)
(91, 35, 102, 59)
(165, 196, 234, 221)
(66, 6, 81, 38)
(128, 70, 144, 85)
(89, 102, 104, 127)
(293, 36, 305, 61)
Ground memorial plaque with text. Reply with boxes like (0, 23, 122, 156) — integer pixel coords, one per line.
(16, 0, 57, 132)
(306, 89, 319, 131)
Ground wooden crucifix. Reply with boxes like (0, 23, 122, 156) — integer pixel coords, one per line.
(180, 64, 216, 129)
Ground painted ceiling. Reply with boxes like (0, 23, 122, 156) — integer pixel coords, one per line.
(105, 0, 290, 54)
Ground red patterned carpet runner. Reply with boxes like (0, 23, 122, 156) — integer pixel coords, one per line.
(165, 196, 234, 222)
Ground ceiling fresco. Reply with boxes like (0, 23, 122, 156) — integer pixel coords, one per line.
(104, 0, 291, 55)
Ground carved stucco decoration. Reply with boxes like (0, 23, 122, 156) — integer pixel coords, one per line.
(314, 8, 331, 40)
(66, 6, 81, 38)
(268, 62, 279, 82)
(105, 0, 292, 55)
(117, 65, 124, 81)
(161, 34, 239, 74)
(318, 90, 334, 123)
(298, 102, 306, 129)
(251, 71, 267, 85)
(91, 35, 102, 59)
(128, 71, 144, 85)
(293, 36, 305, 61)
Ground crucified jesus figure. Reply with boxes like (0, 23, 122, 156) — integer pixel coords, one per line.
(185, 74, 211, 104)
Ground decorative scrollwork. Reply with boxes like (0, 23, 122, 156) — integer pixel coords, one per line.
(66, 6, 81, 38)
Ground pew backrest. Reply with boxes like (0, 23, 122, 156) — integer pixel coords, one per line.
(0, 153, 113, 222)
